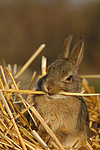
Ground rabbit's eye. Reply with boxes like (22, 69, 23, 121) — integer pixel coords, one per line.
(64, 75, 73, 82)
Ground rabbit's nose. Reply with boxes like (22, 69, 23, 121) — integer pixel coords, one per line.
(47, 86, 53, 93)
(43, 83, 54, 95)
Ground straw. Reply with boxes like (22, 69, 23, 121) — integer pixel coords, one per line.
(15, 44, 45, 79)
(0, 44, 99, 150)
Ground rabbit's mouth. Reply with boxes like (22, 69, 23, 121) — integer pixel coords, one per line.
(45, 93, 67, 100)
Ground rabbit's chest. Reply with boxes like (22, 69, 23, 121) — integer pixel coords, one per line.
(35, 94, 80, 132)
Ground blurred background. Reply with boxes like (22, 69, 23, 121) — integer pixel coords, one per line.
(0, 0, 100, 91)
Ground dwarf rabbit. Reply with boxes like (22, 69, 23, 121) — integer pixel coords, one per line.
(33, 34, 90, 149)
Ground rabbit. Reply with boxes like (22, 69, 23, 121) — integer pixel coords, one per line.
(33, 34, 90, 149)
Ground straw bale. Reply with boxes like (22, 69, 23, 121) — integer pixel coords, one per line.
(0, 45, 99, 150)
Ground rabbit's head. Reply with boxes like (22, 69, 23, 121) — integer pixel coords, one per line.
(38, 34, 84, 95)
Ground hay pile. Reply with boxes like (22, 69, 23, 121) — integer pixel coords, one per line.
(0, 45, 99, 150)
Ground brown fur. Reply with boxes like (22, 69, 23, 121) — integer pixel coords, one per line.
(33, 34, 90, 149)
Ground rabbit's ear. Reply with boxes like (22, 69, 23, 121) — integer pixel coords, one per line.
(70, 36, 84, 66)
(59, 34, 73, 59)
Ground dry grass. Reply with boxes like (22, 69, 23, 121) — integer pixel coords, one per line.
(0, 45, 99, 150)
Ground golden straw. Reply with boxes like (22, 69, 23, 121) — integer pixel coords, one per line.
(1, 89, 100, 96)
(80, 74, 100, 78)
(0, 91, 27, 150)
(15, 44, 45, 79)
